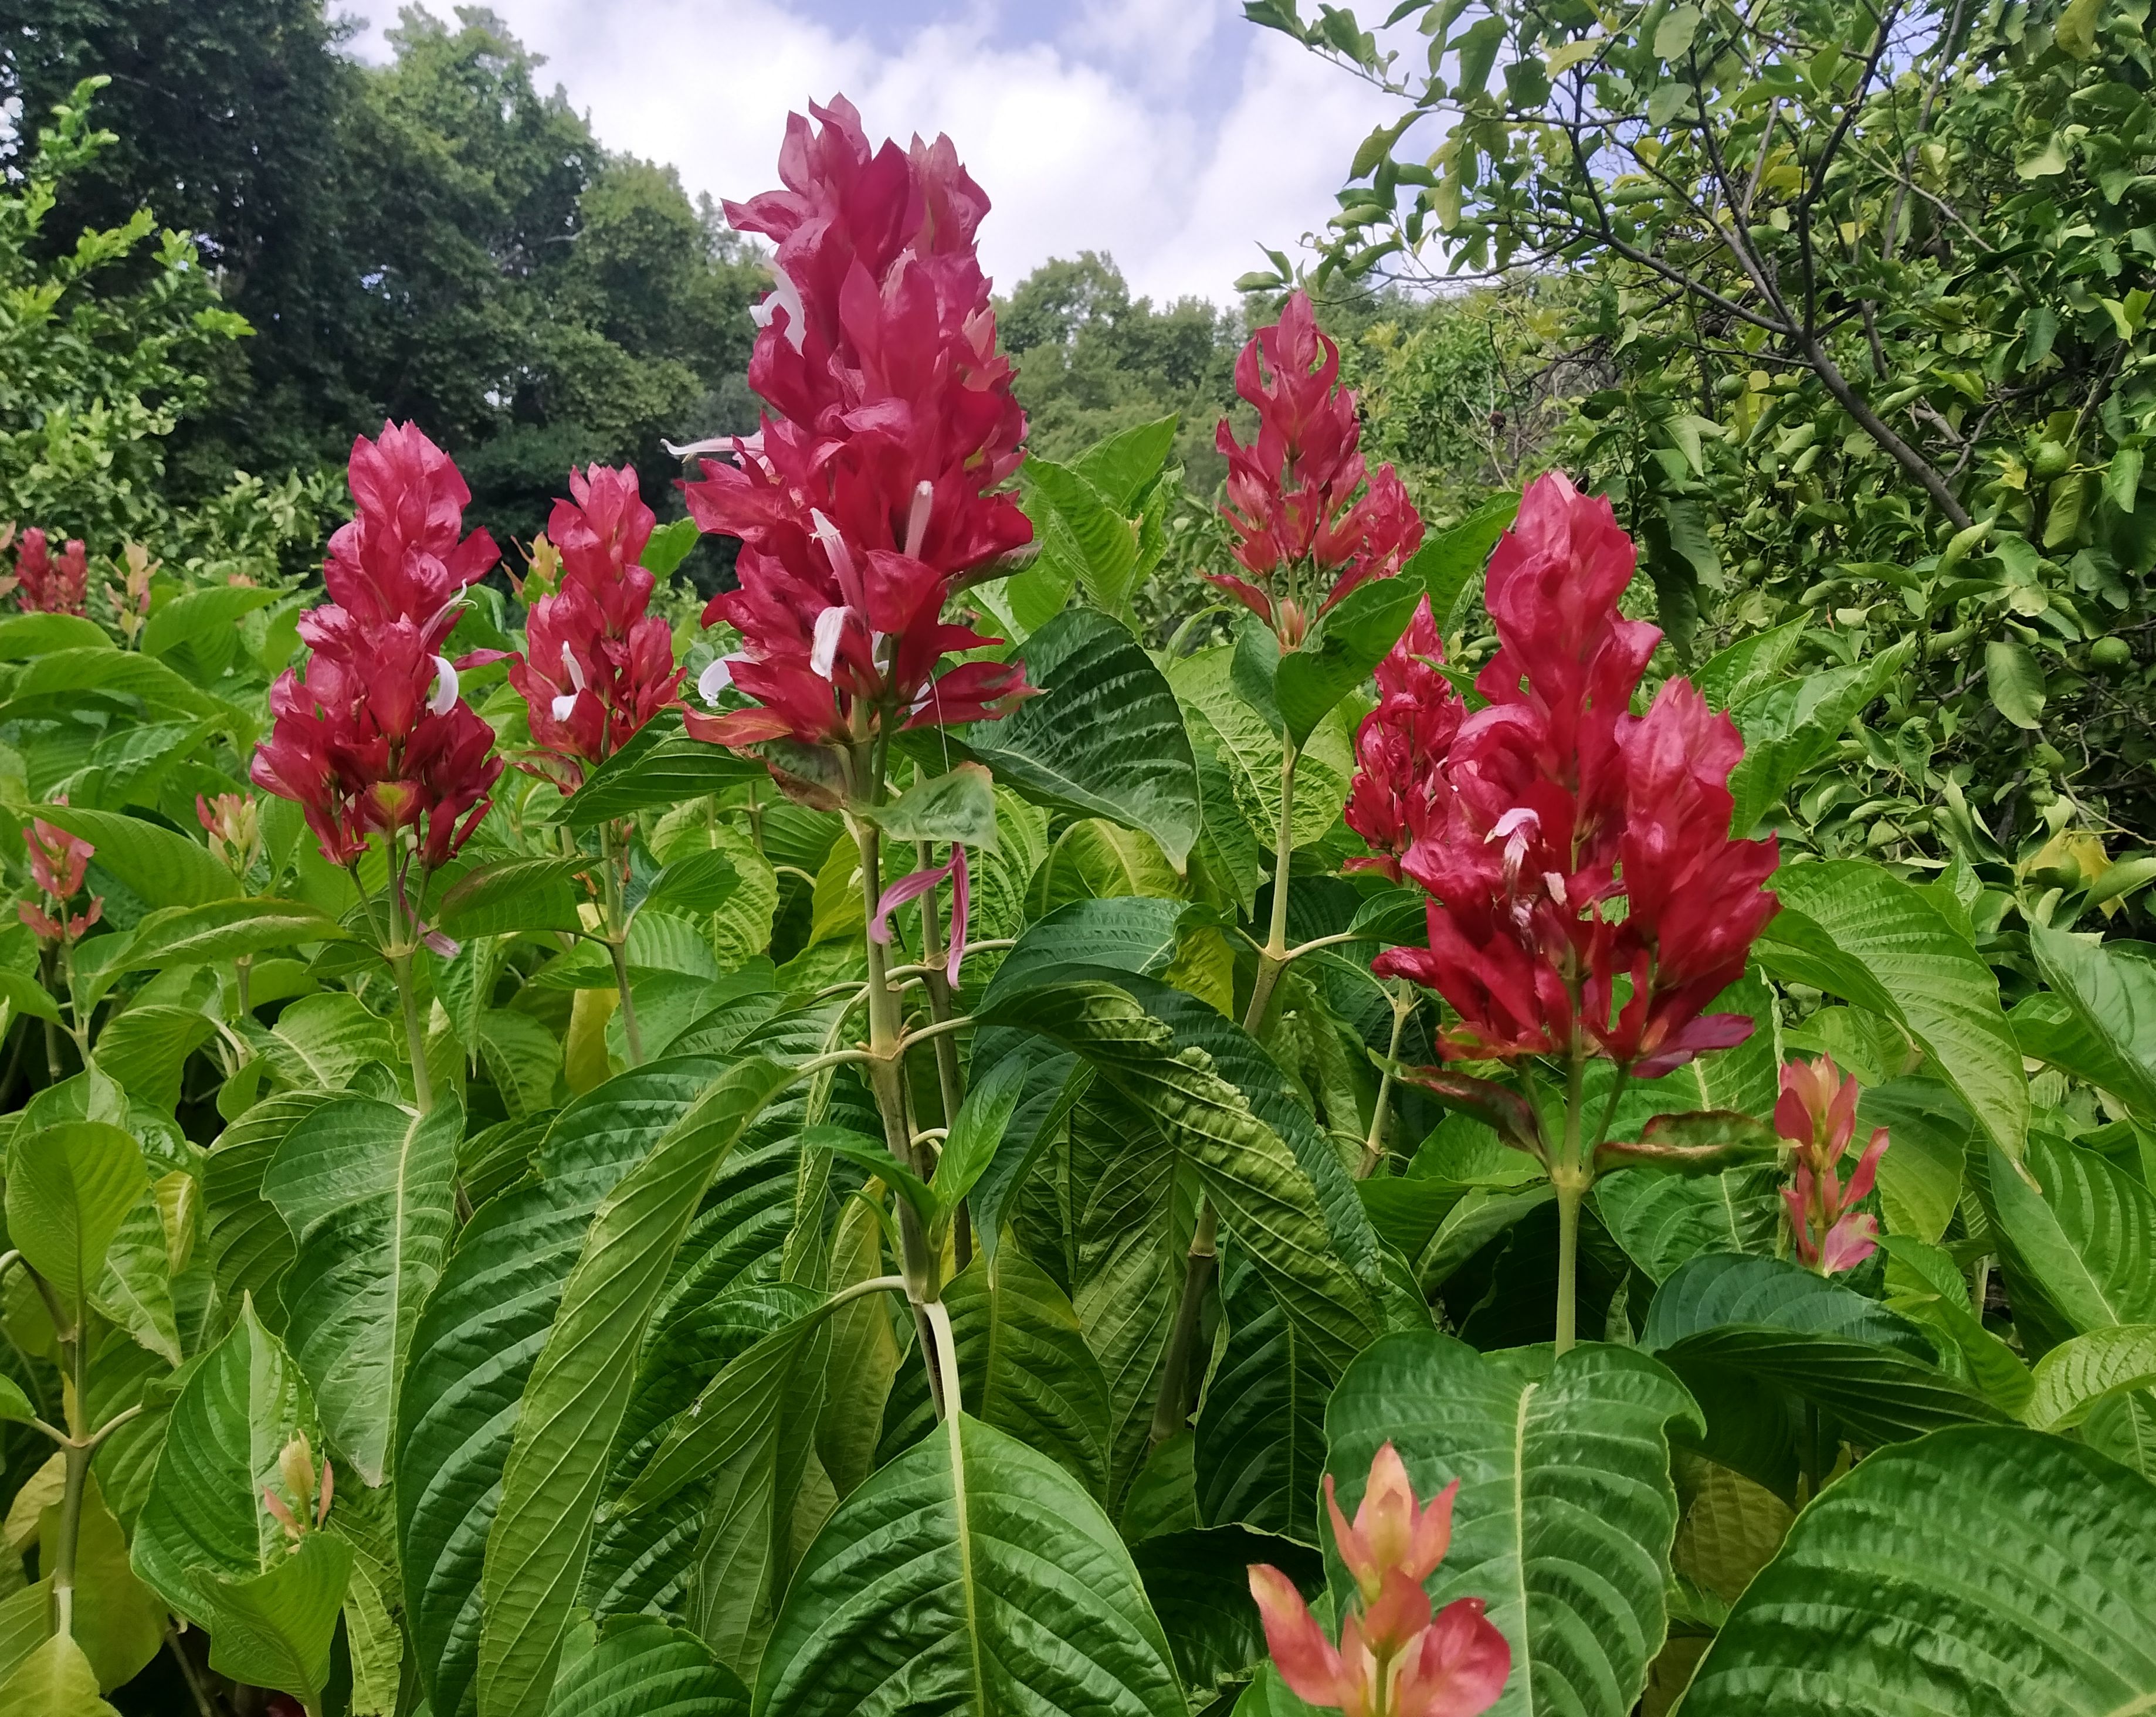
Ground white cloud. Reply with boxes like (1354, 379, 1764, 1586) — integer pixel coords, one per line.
(337, 0, 1418, 305)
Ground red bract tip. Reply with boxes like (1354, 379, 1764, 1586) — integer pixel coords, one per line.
(252, 423, 503, 866)
(509, 464, 683, 793)
(683, 97, 1033, 758)
(1777, 1054, 1890, 1273)
(1365, 471, 1777, 1076)
(1213, 291, 1423, 642)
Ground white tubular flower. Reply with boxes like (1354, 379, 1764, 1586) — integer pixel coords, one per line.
(748, 270, 808, 350)
(809, 507, 866, 609)
(697, 656, 735, 706)
(903, 479, 934, 558)
(810, 605, 848, 680)
(428, 656, 459, 717)
(552, 643, 587, 722)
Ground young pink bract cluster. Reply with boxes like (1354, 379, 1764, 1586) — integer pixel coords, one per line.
(508, 464, 683, 792)
(251, 423, 504, 866)
(11, 528, 90, 616)
(18, 805, 101, 946)
(1777, 1054, 1891, 1272)
(1250, 1443, 1509, 1717)
(1347, 471, 1780, 1077)
(1213, 291, 1423, 648)
(682, 95, 1033, 750)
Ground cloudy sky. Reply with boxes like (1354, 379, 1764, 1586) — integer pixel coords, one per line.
(339, 0, 1427, 306)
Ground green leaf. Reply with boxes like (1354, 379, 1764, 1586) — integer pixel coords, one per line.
(1594, 1165, 1784, 1284)
(2025, 1324, 2156, 1430)
(1274, 575, 1421, 748)
(93, 1005, 219, 1112)
(638, 850, 740, 919)
(1757, 860, 2028, 1159)
(93, 1186, 181, 1365)
(1694, 618, 1808, 710)
(1678, 1427, 2156, 1714)
(0, 1635, 117, 1717)
(0, 969, 60, 1023)
(640, 518, 701, 579)
(1072, 416, 1181, 511)
(478, 1056, 792, 1717)
(982, 970, 1381, 1377)
(1132, 1527, 1321, 1698)
(198, 1529, 353, 1701)
(1169, 645, 1354, 853)
(1725, 647, 1907, 835)
(547, 1616, 749, 1717)
(866, 761, 999, 850)
(937, 1048, 1030, 1212)
(981, 896, 1187, 1003)
(879, 1251, 1113, 1498)
(965, 609, 1202, 871)
(36, 1474, 163, 1691)
(0, 612, 110, 658)
(32, 803, 238, 907)
(0, 1377, 35, 1424)
(437, 857, 587, 938)
(562, 711, 762, 829)
(117, 898, 352, 968)
(1024, 455, 1143, 623)
(2029, 924, 2156, 1121)
(755, 1413, 1187, 1717)
(1981, 1131, 2156, 1334)
(1324, 1331, 1701, 1717)
(1859, 1077, 1971, 1244)
(246, 993, 398, 1092)
(5, 1121, 144, 1316)
(1194, 1248, 1328, 1538)
(1655, 1, 1702, 58)
(131, 1301, 318, 1630)
(1642, 1254, 2001, 1489)
(1985, 637, 2047, 729)
(396, 1060, 724, 1717)
(140, 584, 280, 657)
(263, 1095, 462, 1485)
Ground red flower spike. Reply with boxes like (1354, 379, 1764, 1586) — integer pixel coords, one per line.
(683, 97, 1035, 756)
(1345, 597, 1466, 879)
(1367, 471, 1778, 1077)
(1774, 1054, 1890, 1272)
(252, 423, 503, 866)
(1213, 291, 1423, 644)
(19, 807, 103, 948)
(1252, 1444, 1507, 1717)
(509, 464, 684, 792)
(15, 529, 90, 616)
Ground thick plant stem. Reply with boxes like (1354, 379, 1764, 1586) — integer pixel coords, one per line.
(855, 817, 948, 1415)
(52, 1323, 89, 1638)
(391, 950, 434, 1115)
(1149, 1204, 1218, 1445)
(1553, 1047, 1587, 1355)
(914, 840, 971, 1265)
(1358, 985, 1415, 1179)
(601, 824, 644, 1065)
(1241, 738, 1301, 1037)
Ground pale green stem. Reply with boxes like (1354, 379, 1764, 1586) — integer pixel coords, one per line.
(600, 824, 643, 1065)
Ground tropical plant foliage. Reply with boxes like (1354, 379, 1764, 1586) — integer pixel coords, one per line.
(1, 21, 2155, 1717)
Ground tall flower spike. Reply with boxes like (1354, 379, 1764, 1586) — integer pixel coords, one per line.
(682, 96, 1035, 758)
(15, 528, 90, 617)
(1212, 291, 1424, 647)
(509, 464, 684, 792)
(1250, 1442, 1508, 1717)
(1345, 596, 1466, 880)
(1775, 1054, 1890, 1273)
(252, 423, 504, 866)
(18, 807, 103, 948)
(1369, 471, 1778, 1077)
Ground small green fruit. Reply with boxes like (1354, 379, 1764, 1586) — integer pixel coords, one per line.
(2091, 636, 2131, 671)
(2030, 440, 2073, 480)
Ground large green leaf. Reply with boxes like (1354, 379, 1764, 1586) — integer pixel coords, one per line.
(964, 609, 1201, 871)
(437, 858, 587, 938)
(879, 1250, 1112, 1498)
(1023, 454, 1145, 623)
(205, 1094, 330, 1316)
(1980, 1130, 2156, 1335)
(395, 1060, 721, 1717)
(32, 803, 238, 907)
(2026, 1324, 2156, 1430)
(1757, 860, 2028, 1159)
(1725, 646, 1907, 836)
(2029, 923, 2156, 1121)
(981, 969, 1381, 1379)
(141, 584, 280, 659)
(1324, 1332, 1701, 1717)
(262, 1095, 462, 1485)
(478, 1056, 792, 1717)
(1194, 1248, 1328, 1539)
(131, 1302, 350, 1698)
(981, 896, 1186, 1005)
(0, 612, 110, 658)
(92, 1005, 219, 1112)
(1593, 1164, 1784, 1285)
(755, 1413, 1188, 1717)
(547, 1617, 749, 1717)
(1640, 1254, 2002, 1491)
(0, 1634, 118, 1717)
(1406, 491, 1517, 630)
(116, 898, 352, 969)
(1169, 646, 1354, 853)
(5, 1121, 144, 1317)
(1274, 575, 1421, 748)
(562, 711, 762, 828)
(1676, 1426, 2156, 1715)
